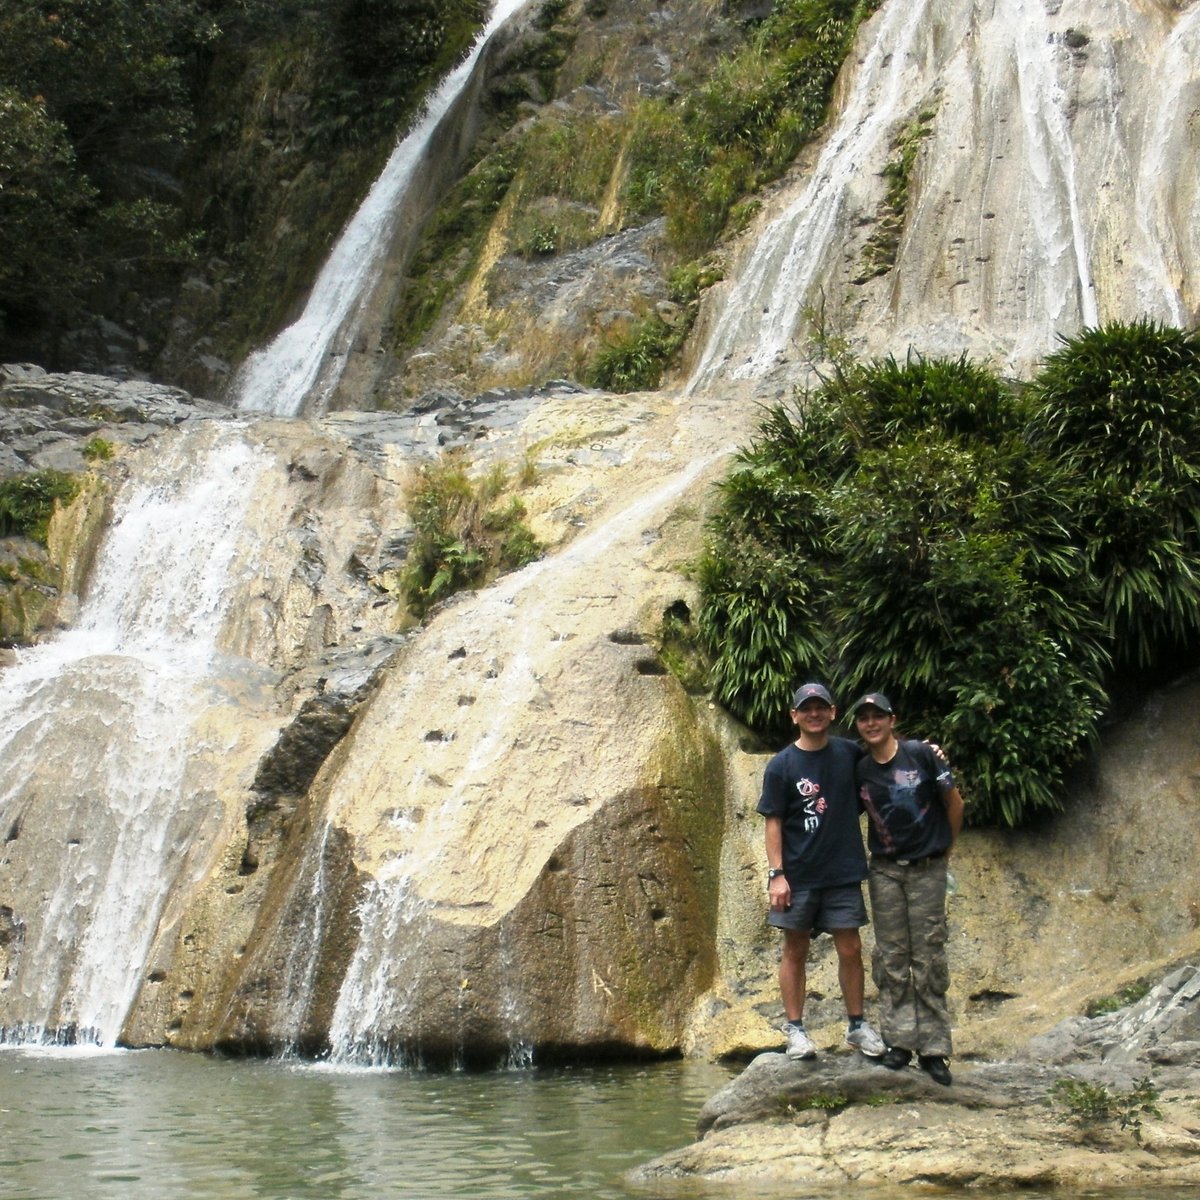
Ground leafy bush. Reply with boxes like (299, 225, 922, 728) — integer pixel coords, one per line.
(400, 453, 542, 617)
(1048, 1076, 1161, 1143)
(697, 331, 1200, 827)
(1026, 320, 1200, 671)
(0, 471, 80, 543)
(1085, 980, 1152, 1018)
(584, 312, 695, 393)
(656, 0, 880, 256)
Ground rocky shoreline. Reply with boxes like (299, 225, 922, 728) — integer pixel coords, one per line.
(634, 964, 1200, 1192)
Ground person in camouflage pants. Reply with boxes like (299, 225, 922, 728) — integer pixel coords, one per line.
(851, 692, 963, 1086)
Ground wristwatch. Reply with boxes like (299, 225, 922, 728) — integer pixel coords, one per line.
(767, 868, 785, 880)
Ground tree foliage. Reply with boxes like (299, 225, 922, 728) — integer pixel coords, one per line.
(0, 1, 210, 338)
(0, 0, 488, 359)
(699, 325, 1200, 827)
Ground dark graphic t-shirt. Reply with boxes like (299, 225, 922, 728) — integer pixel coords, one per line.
(757, 736, 867, 888)
(857, 739, 955, 860)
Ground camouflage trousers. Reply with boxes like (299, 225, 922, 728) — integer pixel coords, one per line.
(867, 855, 953, 1057)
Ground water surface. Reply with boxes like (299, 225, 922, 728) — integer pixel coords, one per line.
(0, 1050, 1192, 1200)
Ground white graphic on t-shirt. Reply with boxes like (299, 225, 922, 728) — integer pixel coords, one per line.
(796, 777, 826, 832)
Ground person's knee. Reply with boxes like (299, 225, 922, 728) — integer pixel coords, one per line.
(781, 930, 811, 962)
(832, 929, 862, 961)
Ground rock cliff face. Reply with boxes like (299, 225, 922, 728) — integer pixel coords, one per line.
(2, 0, 1200, 1112)
(689, 0, 1200, 389)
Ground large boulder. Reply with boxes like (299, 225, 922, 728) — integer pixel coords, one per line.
(633, 965, 1200, 1191)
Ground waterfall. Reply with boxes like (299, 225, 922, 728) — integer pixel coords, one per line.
(1132, 7, 1200, 324)
(0, 426, 277, 1045)
(233, 0, 532, 419)
(322, 452, 723, 1066)
(686, 0, 934, 391)
(1006, 0, 1097, 328)
(687, 0, 1199, 393)
(0, 0, 534, 1052)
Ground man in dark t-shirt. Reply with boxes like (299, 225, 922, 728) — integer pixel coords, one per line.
(757, 682, 885, 1061)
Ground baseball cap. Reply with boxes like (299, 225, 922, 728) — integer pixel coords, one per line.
(851, 692, 894, 716)
(792, 682, 834, 708)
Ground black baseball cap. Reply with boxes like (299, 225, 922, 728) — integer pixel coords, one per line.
(792, 682, 834, 708)
(851, 692, 894, 716)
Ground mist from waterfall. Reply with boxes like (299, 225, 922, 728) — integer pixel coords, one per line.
(232, 0, 532, 419)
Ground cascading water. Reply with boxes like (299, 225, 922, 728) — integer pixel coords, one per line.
(322, 452, 722, 1066)
(1006, 0, 1098, 329)
(233, 0, 532, 419)
(687, 0, 1200, 394)
(686, 0, 934, 391)
(1132, 6, 1200, 324)
(0, 426, 278, 1044)
(6, 0, 1198, 1064)
(0, 0, 533, 1050)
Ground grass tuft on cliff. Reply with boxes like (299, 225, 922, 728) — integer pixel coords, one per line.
(400, 452, 542, 618)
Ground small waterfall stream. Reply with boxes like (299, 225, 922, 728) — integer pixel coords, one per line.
(685, 0, 934, 390)
(0, 1, 532, 1050)
(321, 452, 724, 1065)
(1132, 6, 1200, 324)
(1006, 0, 1098, 329)
(688, 0, 1199, 393)
(234, 0, 532, 418)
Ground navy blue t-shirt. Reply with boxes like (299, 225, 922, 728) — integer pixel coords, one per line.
(757, 736, 867, 888)
(856, 739, 955, 860)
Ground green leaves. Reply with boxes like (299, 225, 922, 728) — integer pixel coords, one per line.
(400, 453, 543, 618)
(1028, 320, 1200, 669)
(584, 313, 695, 393)
(698, 332, 1200, 827)
(0, 471, 80, 543)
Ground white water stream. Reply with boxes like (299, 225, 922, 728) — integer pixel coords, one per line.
(0, 427, 276, 1044)
(0, 1, 532, 1049)
(233, 0, 531, 418)
(686, 0, 934, 390)
(687, 0, 1199, 392)
(322, 449, 723, 1064)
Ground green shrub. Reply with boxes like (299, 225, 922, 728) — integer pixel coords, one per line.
(1085, 980, 1152, 1018)
(584, 312, 695, 393)
(700, 333, 1200, 825)
(400, 453, 542, 617)
(0, 471, 79, 543)
(1048, 1076, 1161, 1143)
(658, 0, 879, 256)
(1027, 319, 1200, 671)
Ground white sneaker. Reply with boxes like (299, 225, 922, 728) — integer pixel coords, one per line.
(845, 1021, 885, 1057)
(784, 1022, 817, 1060)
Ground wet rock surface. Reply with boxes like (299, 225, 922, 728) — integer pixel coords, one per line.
(0, 363, 230, 476)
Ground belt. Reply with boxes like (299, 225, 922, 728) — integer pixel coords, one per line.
(873, 849, 946, 867)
